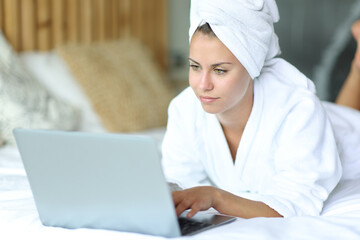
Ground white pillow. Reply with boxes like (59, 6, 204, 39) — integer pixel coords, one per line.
(19, 51, 168, 149)
(19, 51, 105, 132)
(0, 31, 81, 146)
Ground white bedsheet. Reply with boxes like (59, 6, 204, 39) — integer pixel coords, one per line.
(1, 146, 360, 240)
(5, 43, 358, 240)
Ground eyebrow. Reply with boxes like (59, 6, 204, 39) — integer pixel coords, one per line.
(188, 58, 232, 67)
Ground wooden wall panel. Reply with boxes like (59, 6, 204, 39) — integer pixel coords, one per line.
(143, 0, 154, 51)
(156, 0, 168, 69)
(52, 0, 65, 45)
(21, 0, 36, 51)
(0, 0, 4, 30)
(131, 0, 142, 40)
(119, 0, 131, 38)
(66, 0, 79, 43)
(37, 0, 51, 51)
(4, 0, 21, 51)
(94, 0, 106, 41)
(0, 0, 168, 70)
(104, 0, 111, 39)
(80, 0, 92, 43)
(110, 0, 119, 39)
(91, 0, 99, 41)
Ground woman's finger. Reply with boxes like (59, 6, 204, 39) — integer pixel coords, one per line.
(172, 191, 183, 205)
(175, 199, 192, 216)
(186, 203, 201, 218)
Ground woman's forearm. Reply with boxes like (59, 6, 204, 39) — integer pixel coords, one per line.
(214, 188, 283, 218)
(336, 62, 360, 111)
(172, 186, 282, 219)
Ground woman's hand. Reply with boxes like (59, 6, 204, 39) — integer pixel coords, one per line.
(172, 186, 220, 218)
(172, 186, 283, 219)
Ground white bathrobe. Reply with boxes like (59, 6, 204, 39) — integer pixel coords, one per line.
(161, 58, 342, 218)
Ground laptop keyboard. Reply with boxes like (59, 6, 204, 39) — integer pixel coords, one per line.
(178, 217, 213, 235)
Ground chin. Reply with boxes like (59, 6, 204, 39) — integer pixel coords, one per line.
(201, 104, 221, 114)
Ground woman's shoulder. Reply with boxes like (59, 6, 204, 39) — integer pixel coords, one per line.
(259, 58, 320, 106)
(256, 59, 326, 126)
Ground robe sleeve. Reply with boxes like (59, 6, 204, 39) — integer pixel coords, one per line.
(256, 97, 342, 217)
(161, 91, 211, 189)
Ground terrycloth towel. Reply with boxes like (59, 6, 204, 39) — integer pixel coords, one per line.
(189, 0, 316, 93)
(190, 0, 280, 79)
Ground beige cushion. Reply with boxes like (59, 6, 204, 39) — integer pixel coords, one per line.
(0, 31, 81, 146)
(57, 39, 175, 132)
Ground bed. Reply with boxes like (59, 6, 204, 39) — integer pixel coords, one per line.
(1, 0, 360, 239)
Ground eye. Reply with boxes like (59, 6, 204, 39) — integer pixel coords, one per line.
(214, 68, 227, 75)
(190, 64, 200, 71)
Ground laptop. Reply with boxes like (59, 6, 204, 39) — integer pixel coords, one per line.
(13, 128, 236, 237)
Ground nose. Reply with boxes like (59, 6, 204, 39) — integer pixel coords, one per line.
(199, 72, 213, 91)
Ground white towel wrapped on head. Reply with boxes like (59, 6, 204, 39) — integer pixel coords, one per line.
(189, 0, 316, 93)
(189, 0, 281, 79)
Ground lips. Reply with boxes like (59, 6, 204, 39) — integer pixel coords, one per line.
(199, 96, 219, 103)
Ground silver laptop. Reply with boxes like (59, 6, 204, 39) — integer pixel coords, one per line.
(13, 128, 235, 237)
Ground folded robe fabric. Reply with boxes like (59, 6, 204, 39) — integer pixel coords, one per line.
(161, 0, 342, 217)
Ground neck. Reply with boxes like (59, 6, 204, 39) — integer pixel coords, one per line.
(216, 80, 254, 132)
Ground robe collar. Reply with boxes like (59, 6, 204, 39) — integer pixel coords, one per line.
(203, 79, 264, 193)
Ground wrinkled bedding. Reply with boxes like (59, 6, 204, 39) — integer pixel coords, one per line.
(1, 144, 360, 240)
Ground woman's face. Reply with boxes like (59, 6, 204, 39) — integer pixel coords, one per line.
(189, 31, 253, 117)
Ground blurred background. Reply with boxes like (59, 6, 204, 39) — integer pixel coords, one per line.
(0, 0, 359, 142)
(169, 0, 360, 101)
(1, 0, 359, 100)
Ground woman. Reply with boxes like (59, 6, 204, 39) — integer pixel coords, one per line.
(162, 0, 341, 219)
(336, 20, 360, 111)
